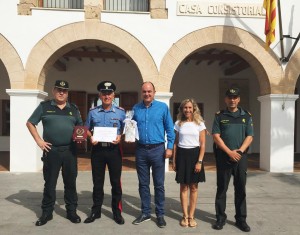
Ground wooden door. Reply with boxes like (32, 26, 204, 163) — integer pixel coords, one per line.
(120, 92, 138, 154)
(68, 91, 87, 153)
(68, 91, 87, 122)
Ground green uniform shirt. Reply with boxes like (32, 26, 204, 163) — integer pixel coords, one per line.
(212, 107, 254, 150)
(28, 100, 83, 146)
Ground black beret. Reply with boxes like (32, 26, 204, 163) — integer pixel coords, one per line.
(54, 80, 69, 89)
(225, 88, 240, 97)
(97, 81, 116, 92)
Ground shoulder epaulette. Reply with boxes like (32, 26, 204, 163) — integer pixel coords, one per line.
(244, 110, 252, 116)
(116, 106, 125, 111)
(90, 105, 100, 111)
(70, 103, 79, 110)
(215, 110, 224, 115)
(40, 99, 51, 104)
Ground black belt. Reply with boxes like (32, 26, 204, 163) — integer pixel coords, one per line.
(96, 142, 117, 148)
(138, 143, 164, 149)
(51, 145, 72, 152)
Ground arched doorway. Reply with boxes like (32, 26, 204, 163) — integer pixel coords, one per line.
(0, 34, 24, 171)
(10, 21, 158, 172)
(160, 26, 297, 172)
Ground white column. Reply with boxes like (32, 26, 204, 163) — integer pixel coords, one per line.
(6, 89, 48, 172)
(258, 94, 298, 172)
(155, 92, 173, 172)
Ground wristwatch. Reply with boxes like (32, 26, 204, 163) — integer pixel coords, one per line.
(197, 160, 203, 164)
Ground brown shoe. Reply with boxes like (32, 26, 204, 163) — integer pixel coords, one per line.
(180, 216, 188, 227)
(188, 217, 197, 228)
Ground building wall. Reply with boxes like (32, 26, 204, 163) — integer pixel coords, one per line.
(0, 0, 300, 171)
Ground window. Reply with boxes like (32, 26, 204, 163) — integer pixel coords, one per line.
(38, 0, 83, 9)
(104, 0, 149, 12)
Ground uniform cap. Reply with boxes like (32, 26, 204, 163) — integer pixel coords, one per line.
(97, 81, 116, 92)
(54, 80, 69, 90)
(225, 88, 240, 97)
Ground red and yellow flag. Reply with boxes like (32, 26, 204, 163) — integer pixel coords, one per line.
(263, 0, 276, 49)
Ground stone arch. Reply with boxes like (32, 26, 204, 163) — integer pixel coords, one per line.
(24, 21, 158, 90)
(0, 34, 24, 88)
(159, 26, 283, 95)
(285, 48, 300, 92)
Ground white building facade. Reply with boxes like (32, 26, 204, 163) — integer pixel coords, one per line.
(0, 0, 299, 172)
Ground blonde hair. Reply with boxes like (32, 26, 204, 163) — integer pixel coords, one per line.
(176, 98, 204, 126)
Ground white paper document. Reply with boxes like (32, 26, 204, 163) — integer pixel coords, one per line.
(93, 127, 117, 142)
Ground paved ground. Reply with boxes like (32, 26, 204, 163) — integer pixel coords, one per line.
(1, 171, 300, 234)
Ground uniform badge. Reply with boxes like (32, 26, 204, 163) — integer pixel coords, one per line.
(60, 81, 65, 86)
(104, 82, 112, 89)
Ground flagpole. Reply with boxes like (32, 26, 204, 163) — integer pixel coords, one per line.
(277, 0, 285, 61)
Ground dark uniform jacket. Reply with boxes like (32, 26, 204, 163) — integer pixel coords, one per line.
(28, 99, 83, 146)
(212, 107, 254, 152)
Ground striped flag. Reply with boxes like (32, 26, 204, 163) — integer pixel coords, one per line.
(263, 0, 276, 49)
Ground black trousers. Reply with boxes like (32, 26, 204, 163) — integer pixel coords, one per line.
(215, 149, 247, 222)
(90, 145, 123, 216)
(42, 146, 78, 215)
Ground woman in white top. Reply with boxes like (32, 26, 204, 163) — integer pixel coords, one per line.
(172, 98, 206, 228)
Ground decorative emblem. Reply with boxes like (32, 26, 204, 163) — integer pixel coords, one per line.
(104, 82, 111, 89)
(242, 118, 245, 123)
(76, 127, 85, 136)
(60, 81, 66, 86)
(230, 89, 235, 94)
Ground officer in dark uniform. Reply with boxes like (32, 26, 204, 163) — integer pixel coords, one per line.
(212, 88, 254, 232)
(26, 80, 82, 226)
(84, 81, 126, 225)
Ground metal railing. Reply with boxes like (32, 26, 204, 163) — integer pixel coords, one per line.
(104, 0, 149, 12)
(37, 0, 149, 12)
(37, 0, 83, 9)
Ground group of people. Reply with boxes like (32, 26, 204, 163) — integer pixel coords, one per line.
(26, 80, 254, 233)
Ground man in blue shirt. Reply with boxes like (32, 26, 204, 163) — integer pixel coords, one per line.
(132, 81, 175, 228)
(84, 81, 126, 225)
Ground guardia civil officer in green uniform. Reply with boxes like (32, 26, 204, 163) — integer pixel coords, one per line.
(212, 88, 254, 232)
(84, 81, 126, 225)
(26, 80, 82, 226)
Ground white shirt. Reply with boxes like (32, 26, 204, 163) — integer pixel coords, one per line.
(174, 121, 206, 148)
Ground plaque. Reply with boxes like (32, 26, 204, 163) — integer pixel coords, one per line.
(73, 126, 88, 141)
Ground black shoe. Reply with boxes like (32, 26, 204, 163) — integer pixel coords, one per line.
(132, 214, 151, 225)
(113, 214, 125, 225)
(235, 221, 251, 232)
(84, 211, 101, 224)
(212, 220, 226, 230)
(156, 216, 166, 228)
(35, 214, 53, 226)
(67, 212, 81, 223)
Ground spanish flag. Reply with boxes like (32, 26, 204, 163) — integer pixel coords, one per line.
(263, 0, 276, 49)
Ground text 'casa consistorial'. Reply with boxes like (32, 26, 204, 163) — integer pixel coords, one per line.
(177, 1, 266, 18)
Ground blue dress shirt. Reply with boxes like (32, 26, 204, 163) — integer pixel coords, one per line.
(85, 104, 125, 135)
(133, 100, 175, 149)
